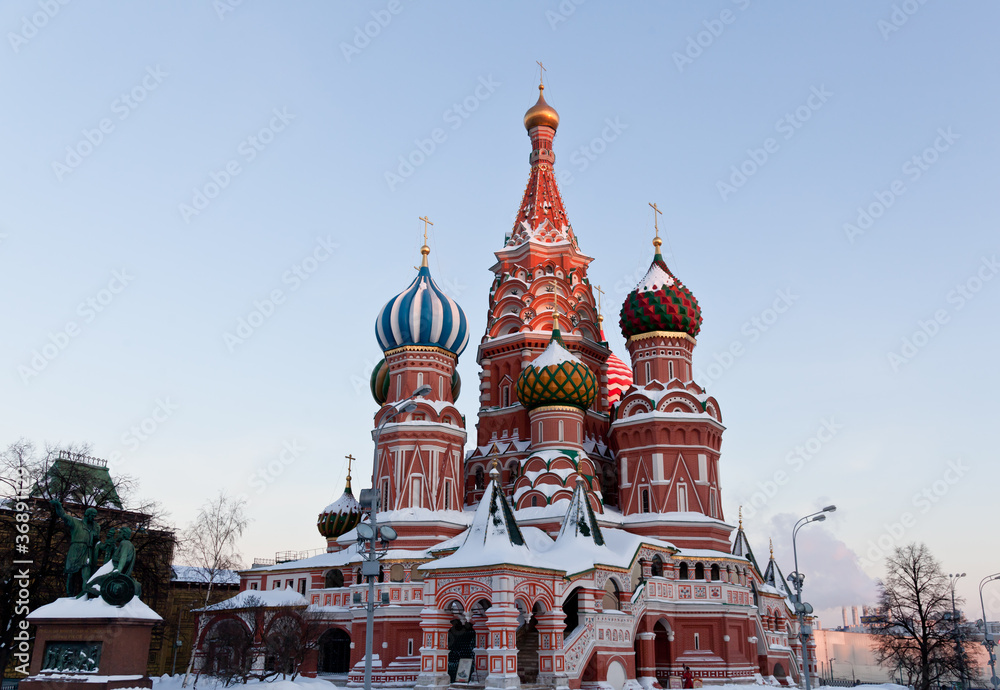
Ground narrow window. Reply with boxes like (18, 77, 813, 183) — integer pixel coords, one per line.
(407, 639, 414, 656)
(443, 479, 452, 510)
(642, 489, 650, 513)
(558, 420, 564, 441)
(677, 483, 688, 512)
(417, 372, 423, 388)
(412, 477, 422, 508)
(538, 421, 543, 442)
(396, 374, 401, 399)
(502, 385, 510, 407)
(644, 361, 651, 382)
(694, 633, 700, 650)
(711, 564, 720, 581)
(668, 361, 674, 379)
(679, 563, 689, 580)
(381, 477, 390, 511)
(531, 496, 538, 507)
(710, 489, 718, 518)
(439, 376, 444, 399)
(695, 563, 705, 580)
(298, 578, 306, 595)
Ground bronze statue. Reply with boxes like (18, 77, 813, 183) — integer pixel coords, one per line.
(99, 526, 118, 564)
(111, 526, 136, 577)
(50, 500, 100, 597)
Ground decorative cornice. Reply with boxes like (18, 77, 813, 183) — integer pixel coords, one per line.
(626, 330, 697, 345)
(384, 345, 458, 359)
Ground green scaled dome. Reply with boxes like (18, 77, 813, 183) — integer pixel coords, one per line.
(516, 329, 597, 411)
(620, 250, 702, 339)
(317, 476, 362, 539)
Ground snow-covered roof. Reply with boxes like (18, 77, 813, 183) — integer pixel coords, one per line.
(321, 489, 360, 516)
(172, 565, 240, 585)
(200, 586, 307, 611)
(635, 262, 675, 293)
(28, 595, 162, 622)
(530, 336, 582, 368)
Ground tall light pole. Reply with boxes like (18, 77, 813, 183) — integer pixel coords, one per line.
(979, 573, 1000, 690)
(789, 505, 837, 690)
(361, 385, 431, 690)
(948, 572, 967, 689)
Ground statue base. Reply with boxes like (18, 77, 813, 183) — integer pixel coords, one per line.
(23, 596, 162, 690)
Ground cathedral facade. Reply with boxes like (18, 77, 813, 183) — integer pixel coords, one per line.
(192, 84, 815, 690)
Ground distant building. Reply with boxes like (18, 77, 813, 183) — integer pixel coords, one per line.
(146, 566, 240, 676)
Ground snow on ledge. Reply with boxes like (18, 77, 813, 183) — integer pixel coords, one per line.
(28, 595, 162, 622)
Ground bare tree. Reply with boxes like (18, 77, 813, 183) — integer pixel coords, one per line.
(196, 595, 264, 687)
(871, 543, 979, 690)
(264, 609, 326, 680)
(180, 491, 250, 687)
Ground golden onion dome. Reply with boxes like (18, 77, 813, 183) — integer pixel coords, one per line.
(523, 84, 560, 131)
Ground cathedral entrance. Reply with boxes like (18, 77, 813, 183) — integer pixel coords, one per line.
(654, 620, 673, 681)
(516, 602, 542, 684)
(317, 628, 351, 674)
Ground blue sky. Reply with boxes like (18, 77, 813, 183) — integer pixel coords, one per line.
(3, 2, 998, 624)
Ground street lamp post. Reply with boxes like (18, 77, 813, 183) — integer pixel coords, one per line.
(828, 658, 836, 683)
(789, 505, 837, 690)
(361, 385, 431, 690)
(979, 573, 1000, 690)
(948, 573, 967, 689)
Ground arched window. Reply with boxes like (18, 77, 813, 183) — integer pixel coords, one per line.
(475, 467, 485, 489)
(501, 385, 510, 407)
(679, 563, 689, 580)
(651, 555, 664, 578)
(410, 564, 424, 582)
(324, 569, 344, 589)
(694, 563, 705, 580)
(711, 564, 720, 581)
(602, 580, 620, 611)
(642, 489, 651, 513)
(390, 564, 405, 582)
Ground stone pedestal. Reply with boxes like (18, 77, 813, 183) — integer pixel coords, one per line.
(22, 596, 162, 690)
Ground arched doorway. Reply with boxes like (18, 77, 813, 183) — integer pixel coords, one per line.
(654, 620, 672, 681)
(445, 602, 474, 683)
(773, 662, 787, 682)
(563, 588, 581, 636)
(516, 602, 542, 684)
(318, 628, 351, 674)
(203, 618, 251, 678)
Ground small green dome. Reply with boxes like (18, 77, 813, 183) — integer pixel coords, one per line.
(516, 330, 597, 411)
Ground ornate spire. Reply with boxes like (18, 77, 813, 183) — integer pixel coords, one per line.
(739, 505, 743, 529)
(769, 538, 774, 559)
(649, 202, 664, 258)
(419, 215, 433, 268)
(344, 454, 354, 493)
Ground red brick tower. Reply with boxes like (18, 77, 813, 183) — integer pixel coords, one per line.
(610, 231, 729, 551)
(465, 82, 619, 513)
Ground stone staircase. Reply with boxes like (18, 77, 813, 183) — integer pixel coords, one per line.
(516, 623, 540, 684)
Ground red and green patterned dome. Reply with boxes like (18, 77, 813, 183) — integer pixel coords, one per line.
(620, 248, 702, 339)
(516, 329, 597, 411)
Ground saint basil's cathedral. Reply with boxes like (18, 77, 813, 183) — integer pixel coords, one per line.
(194, 82, 816, 690)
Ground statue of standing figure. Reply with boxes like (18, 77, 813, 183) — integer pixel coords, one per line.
(99, 526, 119, 564)
(50, 500, 100, 597)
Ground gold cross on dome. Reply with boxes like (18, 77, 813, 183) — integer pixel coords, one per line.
(345, 454, 354, 476)
(594, 284, 605, 319)
(419, 215, 433, 245)
(536, 60, 546, 86)
(649, 202, 663, 240)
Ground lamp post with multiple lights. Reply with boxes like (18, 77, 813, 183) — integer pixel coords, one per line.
(360, 385, 431, 690)
(948, 572, 967, 689)
(979, 573, 1000, 690)
(788, 505, 837, 690)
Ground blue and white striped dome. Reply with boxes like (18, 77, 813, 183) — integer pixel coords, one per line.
(375, 264, 469, 356)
